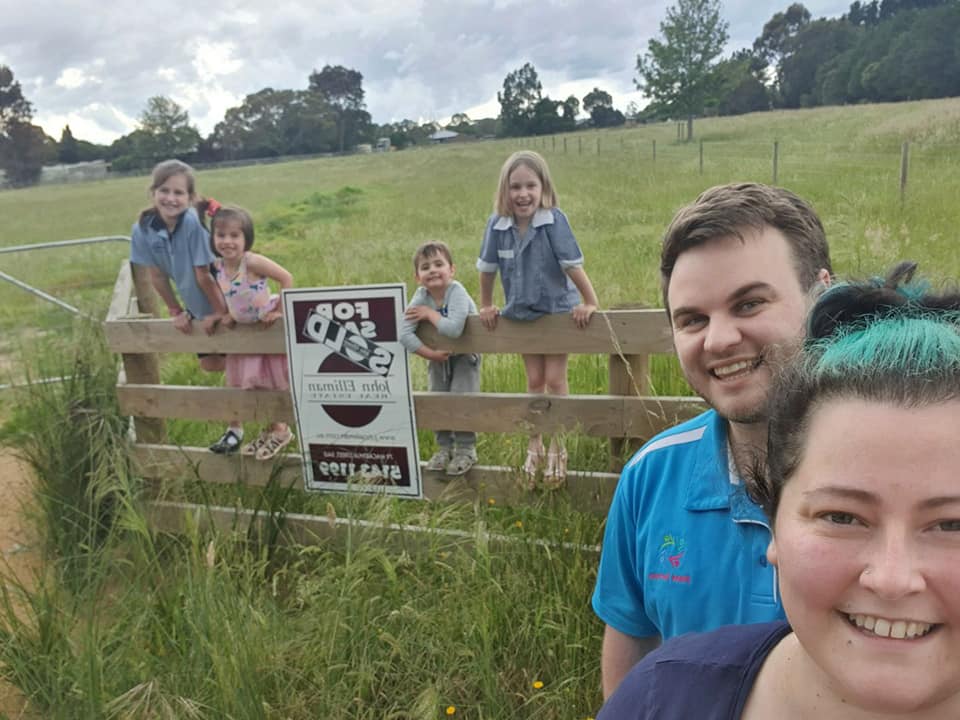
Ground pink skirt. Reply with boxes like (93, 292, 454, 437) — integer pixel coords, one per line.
(226, 353, 289, 391)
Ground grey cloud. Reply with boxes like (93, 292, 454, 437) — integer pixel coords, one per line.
(0, 0, 851, 143)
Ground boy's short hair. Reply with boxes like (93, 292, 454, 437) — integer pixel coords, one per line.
(412, 241, 454, 272)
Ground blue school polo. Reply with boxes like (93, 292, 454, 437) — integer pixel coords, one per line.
(475, 207, 583, 321)
(129, 208, 216, 318)
(592, 410, 784, 641)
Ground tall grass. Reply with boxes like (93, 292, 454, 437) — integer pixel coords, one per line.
(0, 325, 604, 718)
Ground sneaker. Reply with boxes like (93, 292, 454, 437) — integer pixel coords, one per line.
(446, 451, 477, 476)
(209, 429, 242, 454)
(425, 449, 452, 471)
(241, 430, 271, 457)
(255, 429, 294, 461)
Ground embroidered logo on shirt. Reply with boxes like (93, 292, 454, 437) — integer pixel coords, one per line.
(648, 533, 692, 585)
(658, 533, 687, 568)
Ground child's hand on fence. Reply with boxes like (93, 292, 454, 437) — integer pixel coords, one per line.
(200, 313, 222, 336)
(479, 305, 499, 331)
(405, 305, 439, 325)
(260, 310, 283, 328)
(172, 311, 193, 334)
(221, 315, 237, 330)
(571, 303, 597, 329)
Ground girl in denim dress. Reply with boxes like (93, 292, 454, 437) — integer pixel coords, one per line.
(477, 151, 599, 487)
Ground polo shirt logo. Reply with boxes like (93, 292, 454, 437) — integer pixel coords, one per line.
(648, 533, 692, 585)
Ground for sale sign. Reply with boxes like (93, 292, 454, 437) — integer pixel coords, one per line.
(283, 284, 422, 497)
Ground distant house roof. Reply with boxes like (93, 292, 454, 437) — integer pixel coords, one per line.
(429, 129, 459, 141)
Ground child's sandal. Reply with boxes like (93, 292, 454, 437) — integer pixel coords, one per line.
(241, 430, 270, 457)
(543, 450, 568, 489)
(255, 430, 294, 461)
(522, 448, 543, 490)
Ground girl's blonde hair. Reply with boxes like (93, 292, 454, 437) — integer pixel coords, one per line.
(493, 150, 557, 217)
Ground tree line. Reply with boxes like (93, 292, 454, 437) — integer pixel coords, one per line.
(2, 0, 959, 185)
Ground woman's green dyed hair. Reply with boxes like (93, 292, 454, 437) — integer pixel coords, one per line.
(754, 261, 960, 522)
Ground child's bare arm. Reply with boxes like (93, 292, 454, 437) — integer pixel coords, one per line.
(567, 267, 599, 329)
(147, 267, 193, 333)
(246, 253, 293, 326)
(478, 272, 499, 330)
(246, 253, 293, 289)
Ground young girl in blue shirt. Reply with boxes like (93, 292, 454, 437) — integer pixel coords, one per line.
(477, 150, 599, 487)
(129, 159, 237, 452)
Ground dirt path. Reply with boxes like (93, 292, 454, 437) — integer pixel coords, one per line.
(0, 450, 40, 719)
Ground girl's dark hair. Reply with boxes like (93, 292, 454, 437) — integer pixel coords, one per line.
(137, 159, 197, 225)
(200, 203, 255, 256)
(751, 261, 960, 522)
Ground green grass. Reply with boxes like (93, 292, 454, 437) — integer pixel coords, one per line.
(2, 98, 960, 717)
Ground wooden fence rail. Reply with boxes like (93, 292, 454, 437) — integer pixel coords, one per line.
(105, 262, 703, 517)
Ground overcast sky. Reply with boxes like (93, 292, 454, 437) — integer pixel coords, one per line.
(0, 0, 851, 145)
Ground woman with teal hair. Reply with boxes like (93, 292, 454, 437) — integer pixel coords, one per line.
(599, 262, 960, 719)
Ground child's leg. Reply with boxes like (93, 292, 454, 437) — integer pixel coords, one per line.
(543, 354, 570, 485)
(520, 354, 547, 482)
(203, 353, 237, 452)
(426, 358, 454, 470)
(449, 354, 480, 463)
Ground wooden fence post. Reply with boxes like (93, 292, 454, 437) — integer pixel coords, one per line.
(772, 140, 779, 184)
(563, 137, 567, 154)
(578, 137, 582, 155)
(597, 137, 601, 154)
(608, 352, 650, 471)
(652, 139, 656, 164)
(699, 140, 704, 175)
(127, 263, 167, 443)
(899, 141, 909, 205)
(552, 136, 556, 151)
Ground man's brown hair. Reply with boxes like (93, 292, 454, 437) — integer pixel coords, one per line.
(660, 183, 832, 314)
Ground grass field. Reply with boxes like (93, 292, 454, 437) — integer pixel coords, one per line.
(1, 98, 960, 718)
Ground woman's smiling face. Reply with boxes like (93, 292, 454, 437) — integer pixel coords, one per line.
(768, 398, 960, 715)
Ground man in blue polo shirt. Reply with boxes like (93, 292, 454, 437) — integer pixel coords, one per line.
(593, 183, 832, 698)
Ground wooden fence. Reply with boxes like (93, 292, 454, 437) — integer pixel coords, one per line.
(103, 261, 703, 534)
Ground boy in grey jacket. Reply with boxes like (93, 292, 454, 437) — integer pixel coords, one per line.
(399, 241, 480, 475)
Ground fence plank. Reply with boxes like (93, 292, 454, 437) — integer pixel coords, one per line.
(133, 444, 620, 515)
(145, 500, 602, 553)
(103, 309, 674, 356)
(118, 385, 704, 438)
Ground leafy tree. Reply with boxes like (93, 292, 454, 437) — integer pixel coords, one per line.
(582, 88, 625, 127)
(0, 121, 51, 186)
(778, 18, 856, 107)
(0, 65, 32, 132)
(308, 65, 367, 152)
(636, 0, 729, 140)
(753, 3, 812, 69)
(706, 50, 770, 115)
(0, 65, 47, 186)
(212, 88, 336, 159)
(497, 62, 542, 136)
(562, 95, 580, 124)
(59, 125, 79, 163)
(136, 96, 202, 162)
